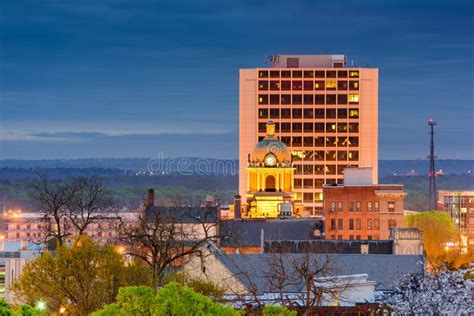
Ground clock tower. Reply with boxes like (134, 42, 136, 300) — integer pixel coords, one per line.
(244, 121, 303, 218)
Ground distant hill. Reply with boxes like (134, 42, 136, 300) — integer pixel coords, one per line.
(1, 158, 472, 177)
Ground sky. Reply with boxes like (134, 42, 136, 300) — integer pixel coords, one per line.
(0, 0, 473, 160)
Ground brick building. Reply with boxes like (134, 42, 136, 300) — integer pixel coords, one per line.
(323, 168, 406, 240)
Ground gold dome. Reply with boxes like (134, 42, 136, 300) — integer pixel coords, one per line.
(249, 121, 292, 166)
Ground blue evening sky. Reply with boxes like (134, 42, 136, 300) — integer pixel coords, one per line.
(0, 0, 473, 160)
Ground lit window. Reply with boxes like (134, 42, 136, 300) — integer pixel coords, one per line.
(368, 202, 372, 212)
(337, 201, 343, 211)
(349, 109, 359, 118)
(326, 80, 337, 90)
(374, 201, 379, 212)
(348, 94, 359, 104)
(349, 70, 359, 78)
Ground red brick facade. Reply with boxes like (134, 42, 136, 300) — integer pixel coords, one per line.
(323, 185, 406, 240)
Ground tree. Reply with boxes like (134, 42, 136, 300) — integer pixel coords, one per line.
(262, 305, 297, 316)
(115, 204, 220, 286)
(382, 267, 473, 314)
(162, 272, 225, 302)
(66, 176, 112, 236)
(92, 283, 241, 316)
(0, 299, 44, 316)
(10, 236, 152, 316)
(29, 174, 77, 246)
(405, 211, 464, 268)
(30, 175, 111, 246)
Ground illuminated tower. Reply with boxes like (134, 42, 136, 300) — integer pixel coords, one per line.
(244, 121, 303, 218)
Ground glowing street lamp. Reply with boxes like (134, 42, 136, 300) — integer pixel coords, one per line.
(36, 300, 46, 311)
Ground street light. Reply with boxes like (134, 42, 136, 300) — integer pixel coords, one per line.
(36, 300, 46, 311)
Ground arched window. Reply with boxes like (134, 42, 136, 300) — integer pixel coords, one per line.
(265, 175, 276, 192)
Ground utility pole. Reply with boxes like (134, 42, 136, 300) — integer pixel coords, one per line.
(428, 119, 437, 210)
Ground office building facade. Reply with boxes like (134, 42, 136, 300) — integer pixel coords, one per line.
(239, 55, 378, 216)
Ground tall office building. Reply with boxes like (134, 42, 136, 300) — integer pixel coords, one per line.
(239, 55, 378, 217)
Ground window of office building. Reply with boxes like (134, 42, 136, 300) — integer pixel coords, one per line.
(270, 94, 280, 105)
(327, 70, 337, 78)
(315, 151, 324, 160)
(337, 94, 348, 105)
(337, 123, 347, 132)
(367, 219, 373, 230)
(348, 150, 358, 160)
(356, 201, 361, 212)
(326, 151, 336, 161)
(348, 137, 359, 147)
(292, 109, 302, 118)
(326, 136, 337, 147)
(294, 178, 302, 189)
(314, 81, 325, 90)
(326, 123, 337, 133)
(292, 137, 302, 146)
(348, 94, 359, 104)
(292, 70, 302, 78)
(337, 109, 347, 119)
(326, 80, 337, 90)
(349, 202, 354, 212)
(349, 81, 359, 90)
(281, 108, 291, 118)
(292, 123, 302, 132)
(292, 94, 302, 104)
(337, 151, 347, 161)
(349, 109, 359, 118)
(281, 122, 291, 132)
(304, 137, 313, 147)
(304, 178, 313, 187)
(270, 70, 280, 78)
(326, 165, 336, 175)
(270, 80, 280, 90)
(338, 137, 348, 147)
(326, 109, 336, 118)
(337, 201, 343, 212)
(258, 70, 269, 78)
(258, 109, 268, 119)
(349, 70, 359, 78)
(304, 94, 314, 105)
(281, 80, 291, 90)
(356, 219, 361, 230)
(315, 94, 325, 105)
(304, 81, 313, 90)
(338, 70, 348, 78)
(331, 219, 336, 230)
(281, 136, 291, 146)
(315, 165, 324, 175)
(270, 109, 279, 118)
(303, 122, 314, 132)
(293, 81, 302, 90)
(315, 70, 325, 78)
(258, 94, 268, 105)
(315, 123, 325, 133)
(304, 70, 314, 78)
(338, 80, 348, 90)
(368, 201, 373, 212)
(303, 193, 314, 202)
(349, 219, 354, 230)
(281, 70, 291, 78)
(258, 123, 266, 133)
(374, 201, 380, 212)
(326, 94, 337, 104)
(258, 81, 268, 90)
(281, 94, 291, 105)
(348, 123, 359, 132)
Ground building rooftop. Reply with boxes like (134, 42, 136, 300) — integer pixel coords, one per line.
(219, 218, 323, 247)
(219, 252, 424, 293)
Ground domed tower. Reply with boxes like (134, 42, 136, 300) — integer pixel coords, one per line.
(243, 121, 302, 218)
